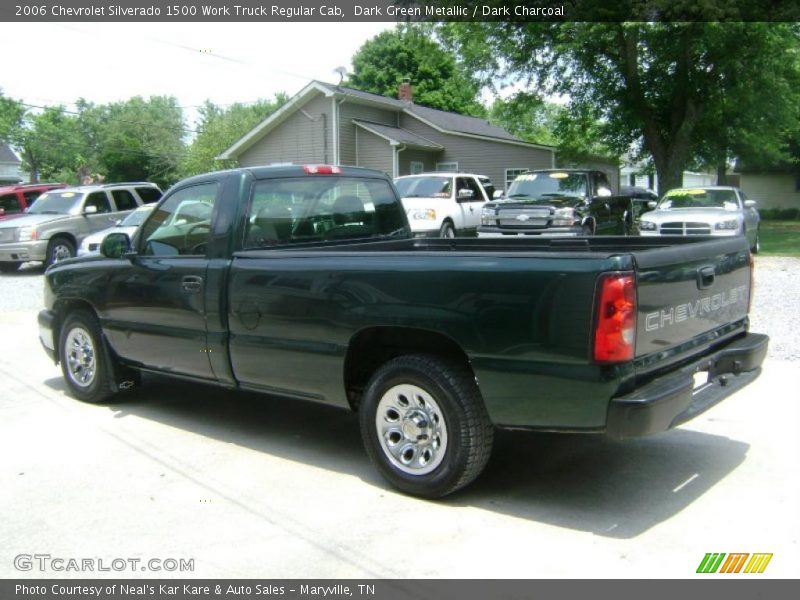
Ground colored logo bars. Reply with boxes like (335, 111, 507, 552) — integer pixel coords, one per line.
(697, 553, 773, 574)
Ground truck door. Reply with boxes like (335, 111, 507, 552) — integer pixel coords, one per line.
(455, 176, 486, 233)
(102, 181, 221, 380)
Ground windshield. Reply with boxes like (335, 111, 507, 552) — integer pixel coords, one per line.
(27, 191, 83, 214)
(507, 172, 588, 199)
(658, 189, 740, 210)
(394, 176, 452, 199)
(119, 205, 154, 227)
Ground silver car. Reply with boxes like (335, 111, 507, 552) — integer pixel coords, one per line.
(77, 204, 155, 257)
(638, 186, 761, 253)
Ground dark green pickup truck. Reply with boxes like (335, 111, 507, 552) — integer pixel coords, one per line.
(38, 165, 768, 497)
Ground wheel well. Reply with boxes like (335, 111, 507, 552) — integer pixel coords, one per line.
(52, 299, 98, 357)
(344, 327, 473, 410)
(47, 233, 78, 249)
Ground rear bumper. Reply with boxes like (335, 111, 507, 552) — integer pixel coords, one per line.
(606, 332, 768, 438)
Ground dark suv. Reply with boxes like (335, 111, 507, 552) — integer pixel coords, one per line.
(0, 183, 67, 220)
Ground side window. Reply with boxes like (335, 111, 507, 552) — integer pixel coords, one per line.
(23, 191, 43, 205)
(0, 194, 21, 213)
(139, 183, 218, 257)
(111, 189, 138, 211)
(478, 177, 495, 201)
(595, 172, 612, 196)
(456, 177, 481, 200)
(135, 186, 163, 204)
(84, 192, 111, 213)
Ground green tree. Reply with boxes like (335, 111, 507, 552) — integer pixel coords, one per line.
(14, 106, 86, 184)
(181, 94, 288, 177)
(443, 21, 800, 194)
(0, 90, 24, 144)
(78, 96, 186, 188)
(347, 25, 485, 116)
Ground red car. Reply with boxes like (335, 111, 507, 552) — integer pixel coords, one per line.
(0, 183, 67, 220)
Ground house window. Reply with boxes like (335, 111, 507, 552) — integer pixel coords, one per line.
(410, 161, 424, 175)
(436, 162, 458, 172)
(505, 168, 528, 190)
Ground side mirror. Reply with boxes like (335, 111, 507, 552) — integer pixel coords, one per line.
(84, 205, 98, 215)
(647, 200, 658, 209)
(101, 232, 131, 259)
(457, 189, 475, 200)
(744, 199, 757, 208)
(493, 190, 505, 199)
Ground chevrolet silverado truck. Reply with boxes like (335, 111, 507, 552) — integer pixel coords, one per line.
(38, 165, 768, 498)
(478, 169, 630, 237)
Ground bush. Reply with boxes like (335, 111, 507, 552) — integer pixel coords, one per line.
(759, 207, 800, 220)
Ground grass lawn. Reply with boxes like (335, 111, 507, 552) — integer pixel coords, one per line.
(759, 221, 800, 257)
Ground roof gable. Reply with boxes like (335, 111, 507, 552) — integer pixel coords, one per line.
(0, 144, 20, 164)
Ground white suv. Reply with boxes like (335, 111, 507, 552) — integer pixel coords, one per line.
(394, 173, 495, 237)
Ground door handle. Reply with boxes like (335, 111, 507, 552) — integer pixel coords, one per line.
(181, 275, 203, 293)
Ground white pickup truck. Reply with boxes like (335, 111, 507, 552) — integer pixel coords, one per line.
(394, 172, 496, 238)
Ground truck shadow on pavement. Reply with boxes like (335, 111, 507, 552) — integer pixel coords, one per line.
(45, 373, 748, 539)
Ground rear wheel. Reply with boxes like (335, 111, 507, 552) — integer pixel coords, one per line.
(46, 237, 76, 267)
(359, 355, 493, 498)
(581, 223, 594, 236)
(439, 221, 456, 238)
(59, 310, 115, 403)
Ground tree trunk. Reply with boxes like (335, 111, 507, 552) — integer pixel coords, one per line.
(716, 162, 727, 186)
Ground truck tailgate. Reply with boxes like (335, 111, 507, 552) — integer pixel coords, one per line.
(633, 237, 751, 364)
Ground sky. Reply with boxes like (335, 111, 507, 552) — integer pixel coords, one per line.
(0, 22, 394, 126)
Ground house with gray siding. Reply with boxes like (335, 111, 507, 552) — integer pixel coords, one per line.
(219, 81, 571, 191)
(0, 144, 23, 185)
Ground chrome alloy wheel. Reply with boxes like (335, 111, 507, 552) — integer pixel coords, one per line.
(375, 384, 448, 475)
(65, 326, 97, 388)
(51, 242, 73, 263)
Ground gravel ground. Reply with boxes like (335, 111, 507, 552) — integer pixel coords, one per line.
(0, 255, 796, 361)
(748, 256, 800, 362)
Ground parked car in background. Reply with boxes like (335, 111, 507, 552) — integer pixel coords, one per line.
(638, 186, 761, 253)
(0, 183, 66, 221)
(78, 204, 155, 257)
(478, 169, 629, 238)
(0, 182, 162, 272)
(619, 185, 659, 234)
(394, 172, 496, 237)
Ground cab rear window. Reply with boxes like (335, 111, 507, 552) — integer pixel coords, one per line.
(244, 177, 408, 248)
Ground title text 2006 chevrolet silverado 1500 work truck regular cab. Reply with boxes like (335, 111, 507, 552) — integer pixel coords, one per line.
(38, 165, 768, 498)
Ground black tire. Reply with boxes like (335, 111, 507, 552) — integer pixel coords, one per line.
(439, 221, 456, 239)
(0, 262, 21, 273)
(59, 310, 115, 403)
(359, 354, 494, 498)
(46, 237, 76, 267)
(581, 223, 594, 236)
(751, 230, 760, 254)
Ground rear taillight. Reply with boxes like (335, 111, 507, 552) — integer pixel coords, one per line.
(303, 164, 341, 175)
(593, 272, 636, 363)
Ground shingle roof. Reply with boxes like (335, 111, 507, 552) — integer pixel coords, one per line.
(314, 81, 539, 145)
(0, 144, 20, 164)
(352, 120, 443, 150)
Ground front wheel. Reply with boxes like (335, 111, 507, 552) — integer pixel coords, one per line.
(751, 230, 760, 254)
(46, 237, 76, 267)
(439, 221, 456, 238)
(59, 310, 115, 403)
(359, 355, 493, 498)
